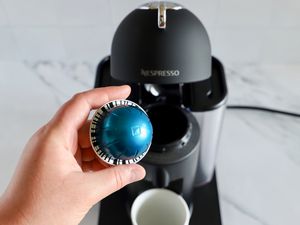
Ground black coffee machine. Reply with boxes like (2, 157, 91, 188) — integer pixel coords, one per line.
(95, 2, 227, 224)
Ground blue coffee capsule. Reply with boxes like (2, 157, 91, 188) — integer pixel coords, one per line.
(90, 99, 153, 165)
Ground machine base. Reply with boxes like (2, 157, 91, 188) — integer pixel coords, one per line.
(98, 173, 222, 225)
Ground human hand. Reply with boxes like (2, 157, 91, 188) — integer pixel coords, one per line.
(0, 86, 145, 225)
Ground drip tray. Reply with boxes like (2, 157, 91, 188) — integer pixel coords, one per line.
(98, 172, 222, 225)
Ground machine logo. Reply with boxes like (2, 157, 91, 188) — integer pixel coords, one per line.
(141, 69, 180, 77)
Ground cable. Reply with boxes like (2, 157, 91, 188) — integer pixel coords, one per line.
(226, 105, 300, 118)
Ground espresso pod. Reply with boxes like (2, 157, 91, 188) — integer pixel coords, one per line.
(89, 99, 153, 165)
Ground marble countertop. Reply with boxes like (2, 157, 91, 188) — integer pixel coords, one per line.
(0, 61, 299, 225)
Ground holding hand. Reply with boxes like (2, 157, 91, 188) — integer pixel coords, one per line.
(0, 85, 145, 225)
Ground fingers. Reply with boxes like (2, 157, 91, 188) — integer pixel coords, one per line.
(82, 164, 145, 204)
(81, 159, 107, 172)
(78, 121, 91, 149)
(74, 146, 82, 167)
(50, 86, 131, 133)
(81, 149, 107, 171)
(81, 148, 96, 162)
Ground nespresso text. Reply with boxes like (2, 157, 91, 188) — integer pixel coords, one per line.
(141, 69, 180, 77)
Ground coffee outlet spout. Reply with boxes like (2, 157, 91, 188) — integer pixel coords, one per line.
(95, 1, 228, 225)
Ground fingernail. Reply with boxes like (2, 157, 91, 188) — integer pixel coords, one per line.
(123, 85, 131, 91)
(130, 166, 146, 182)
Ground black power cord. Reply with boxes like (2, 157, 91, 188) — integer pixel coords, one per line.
(227, 105, 300, 118)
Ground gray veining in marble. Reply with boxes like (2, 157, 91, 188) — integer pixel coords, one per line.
(0, 60, 300, 225)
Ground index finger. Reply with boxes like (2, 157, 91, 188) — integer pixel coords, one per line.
(50, 85, 131, 132)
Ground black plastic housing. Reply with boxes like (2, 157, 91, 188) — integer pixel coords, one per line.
(95, 55, 226, 225)
(111, 8, 211, 84)
(96, 2, 227, 224)
(95, 56, 227, 201)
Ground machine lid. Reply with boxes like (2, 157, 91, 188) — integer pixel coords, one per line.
(111, 1, 212, 84)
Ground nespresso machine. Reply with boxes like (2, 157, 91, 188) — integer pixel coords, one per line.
(94, 2, 227, 224)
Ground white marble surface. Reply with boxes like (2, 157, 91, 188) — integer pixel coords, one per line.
(0, 61, 300, 225)
(219, 64, 300, 225)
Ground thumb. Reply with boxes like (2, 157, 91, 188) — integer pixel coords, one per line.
(81, 164, 146, 204)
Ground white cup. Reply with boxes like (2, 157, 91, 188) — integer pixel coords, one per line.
(131, 188, 190, 225)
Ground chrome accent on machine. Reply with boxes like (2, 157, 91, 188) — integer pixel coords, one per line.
(139, 2, 183, 29)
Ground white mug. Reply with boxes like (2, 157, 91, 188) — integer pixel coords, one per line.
(131, 188, 190, 225)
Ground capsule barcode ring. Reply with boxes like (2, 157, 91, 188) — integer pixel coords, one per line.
(89, 99, 153, 165)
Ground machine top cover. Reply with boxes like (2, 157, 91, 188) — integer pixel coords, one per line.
(111, 1, 212, 84)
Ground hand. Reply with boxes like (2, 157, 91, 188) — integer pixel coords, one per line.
(0, 86, 146, 225)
